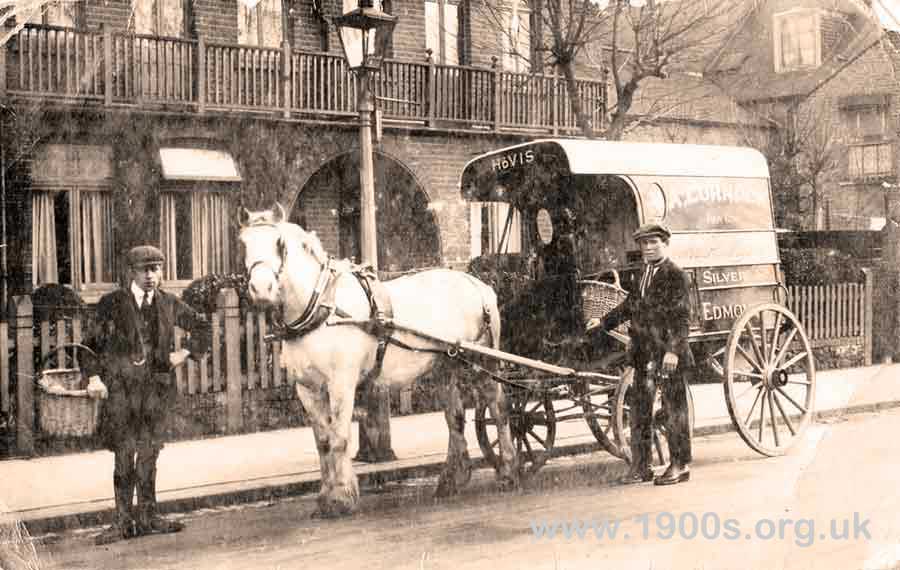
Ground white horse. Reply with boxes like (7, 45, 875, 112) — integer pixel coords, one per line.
(239, 205, 520, 517)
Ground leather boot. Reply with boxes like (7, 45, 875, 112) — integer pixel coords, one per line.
(618, 463, 654, 485)
(136, 452, 184, 535)
(95, 474, 138, 545)
(654, 462, 690, 486)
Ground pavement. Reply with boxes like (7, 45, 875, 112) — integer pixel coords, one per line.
(2, 361, 899, 535)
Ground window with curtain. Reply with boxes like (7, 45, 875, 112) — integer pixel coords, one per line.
(238, 0, 284, 48)
(469, 202, 522, 258)
(24, 1, 78, 26)
(32, 189, 116, 287)
(425, 0, 459, 65)
(160, 191, 232, 280)
(774, 10, 819, 73)
(132, 0, 185, 36)
(501, 6, 530, 73)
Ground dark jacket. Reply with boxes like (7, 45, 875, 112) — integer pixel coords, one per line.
(601, 257, 694, 369)
(84, 287, 210, 380)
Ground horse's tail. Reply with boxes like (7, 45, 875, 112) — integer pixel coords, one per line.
(462, 272, 502, 351)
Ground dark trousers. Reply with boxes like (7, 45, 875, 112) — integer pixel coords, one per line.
(99, 361, 175, 522)
(628, 362, 692, 469)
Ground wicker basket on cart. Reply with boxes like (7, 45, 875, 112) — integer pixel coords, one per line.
(36, 344, 102, 438)
(579, 271, 630, 338)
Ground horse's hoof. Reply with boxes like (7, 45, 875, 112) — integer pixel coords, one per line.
(314, 496, 358, 519)
(496, 475, 520, 493)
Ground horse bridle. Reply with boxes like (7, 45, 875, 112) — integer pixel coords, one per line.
(245, 231, 335, 335)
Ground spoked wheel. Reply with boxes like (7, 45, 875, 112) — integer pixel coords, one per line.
(723, 303, 816, 456)
(475, 387, 557, 475)
(612, 367, 695, 467)
(580, 375, 623, 458)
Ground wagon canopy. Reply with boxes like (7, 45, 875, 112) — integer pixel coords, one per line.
(460, 139, 778, 269)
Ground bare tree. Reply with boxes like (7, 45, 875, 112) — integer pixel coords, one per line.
(737, 99, 839, 230)
(476, 0, 741, 139)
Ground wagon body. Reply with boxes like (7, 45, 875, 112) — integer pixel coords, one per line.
(458, 139, 816, 462)
(461, 139, 781, 342)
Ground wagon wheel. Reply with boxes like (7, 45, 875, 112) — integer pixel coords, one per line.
(475, 387, 557, 476)
(579, 352, 628, 458)
(723, 303, 815, 456)
(612, 367, 696, 467)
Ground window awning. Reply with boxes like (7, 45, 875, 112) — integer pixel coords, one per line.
(158, 148, 242, 182)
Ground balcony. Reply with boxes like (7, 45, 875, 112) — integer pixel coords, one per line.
(0, 24, 606, 135)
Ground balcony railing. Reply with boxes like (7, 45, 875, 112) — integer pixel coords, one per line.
(1, 24, 606, 135)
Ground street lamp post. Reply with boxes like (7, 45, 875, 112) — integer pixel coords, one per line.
(335, 0, 398, 463)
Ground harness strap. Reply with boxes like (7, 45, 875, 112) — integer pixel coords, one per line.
(353, 266, 395, 385)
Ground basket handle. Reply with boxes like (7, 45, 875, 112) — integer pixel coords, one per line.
(582, 269, 621, 290)
(38, 342, 98, 373)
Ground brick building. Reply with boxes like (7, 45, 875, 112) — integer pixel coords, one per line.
(705, 0, 899, 230)
(0, 0, 615, 305)
(3, 0, 853, 306)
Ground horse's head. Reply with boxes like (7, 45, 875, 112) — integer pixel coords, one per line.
(238, 204, 327, 307)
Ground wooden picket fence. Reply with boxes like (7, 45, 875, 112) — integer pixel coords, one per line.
(1, 275, 875, 456)
(1, 288, 279, 455)
(785, 269, 873, 365)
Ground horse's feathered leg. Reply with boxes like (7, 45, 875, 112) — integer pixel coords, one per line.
(295, 377, 360, 517)
(435, 364, 472, 498)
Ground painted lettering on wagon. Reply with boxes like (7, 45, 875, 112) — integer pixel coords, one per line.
(701, 268, 744, 286)
(492, 149, 535, 173)
(668, 181, 767, 211)
(701, 302, 747, 321)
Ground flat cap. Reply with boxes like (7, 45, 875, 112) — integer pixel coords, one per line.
(127, 245, 165, 267)
(632, 222, 671, 242)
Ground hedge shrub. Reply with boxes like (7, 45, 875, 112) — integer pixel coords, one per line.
(779, 247, 867, 286)
(181, 273, 251, 314)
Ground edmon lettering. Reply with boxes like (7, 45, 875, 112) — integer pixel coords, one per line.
(701, 302, 747, 321)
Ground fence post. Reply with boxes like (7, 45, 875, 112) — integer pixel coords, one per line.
(863, 268, 873, 367)
(102, 23, 112, 107)
(12, 296, 34, 456)
(282, 40, 291, 118)
(197, 36, 206, 114)
(219, 288, 243, 433)
(425, 49, 435, 128)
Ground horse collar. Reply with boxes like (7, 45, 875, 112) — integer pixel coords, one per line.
(276, 257, 338, 338)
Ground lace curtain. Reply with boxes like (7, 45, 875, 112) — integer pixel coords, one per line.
(160, 191, 230, 280)
(32, 192, 58, 286)
(32, 189, 114, 286)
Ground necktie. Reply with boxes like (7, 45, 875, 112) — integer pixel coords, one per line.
(640, 264, 656, 297)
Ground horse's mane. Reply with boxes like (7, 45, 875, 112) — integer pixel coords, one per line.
(276, 221, 329, 265)
(242, 207, 328, 265)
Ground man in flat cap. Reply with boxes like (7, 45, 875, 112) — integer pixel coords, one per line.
(84, 245, 211, 545)
(586, 222, 694, 486)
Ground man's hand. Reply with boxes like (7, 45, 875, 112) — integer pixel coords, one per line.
(661, 351, 679, 375)
(87, 376, 108, 400)
(585, 318, 602, 332)
(168, 348, 191, 369)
